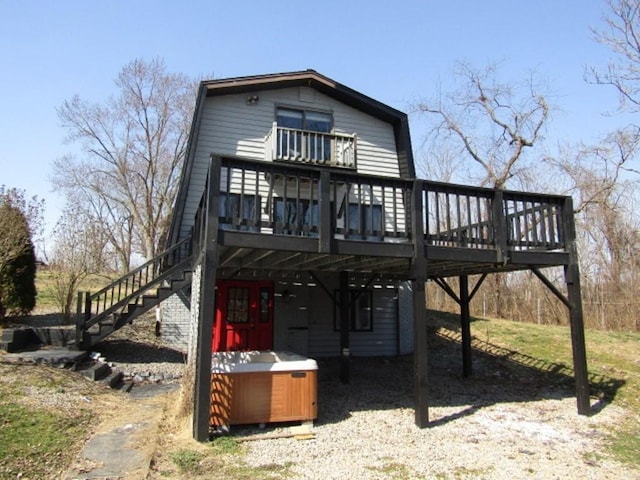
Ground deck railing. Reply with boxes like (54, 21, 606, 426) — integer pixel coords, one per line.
(419, 180, 566, 252)
(198, 157, 412, 242)
(422, 182, 495, 249)
(265, 122, 357, 169)
(198, 156, 569, 255)
(503, 192, 565, 250)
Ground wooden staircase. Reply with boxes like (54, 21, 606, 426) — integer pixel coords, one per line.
(76, 237, 193, 350)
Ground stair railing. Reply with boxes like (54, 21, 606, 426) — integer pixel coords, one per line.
(77, 236, 193, 344)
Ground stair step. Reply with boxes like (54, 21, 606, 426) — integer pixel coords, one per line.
(0, 348, 88, 366)
(78, 362, 111, 381)
(119, 380, 135, 393)
(103, 370, 124, 389)
(0, 328, 42, 353)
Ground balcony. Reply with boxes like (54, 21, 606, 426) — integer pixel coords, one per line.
(265, 122, 357, 169)
(191, 156, 572, 279)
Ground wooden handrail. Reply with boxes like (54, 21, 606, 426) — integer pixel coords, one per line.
(80, 237, 192, 329)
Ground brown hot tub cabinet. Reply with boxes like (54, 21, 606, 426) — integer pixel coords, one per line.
(210, 351, 318, 427)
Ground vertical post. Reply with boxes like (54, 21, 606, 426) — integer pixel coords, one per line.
(460, 275, 472, 377)
(491, 189, 507, 264)
(83, 291, 91, 321)
(563, 197, 591, 415)
(339, 270, 350, 384)
(412, 180, 429, 427)
(318, 170, 331, 253)
(193, 156, 221, 441)
(75, 292, 85, 350)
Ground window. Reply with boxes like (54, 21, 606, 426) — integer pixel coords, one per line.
(259, 287, 270, 323)
(333, 290, 373, 332)
(273, 198, 319, 236)
(226, 287, 250, 323)
(219, 193, 260, 231)
(337, 202, 384, 238)
(276, 108, 332, 162)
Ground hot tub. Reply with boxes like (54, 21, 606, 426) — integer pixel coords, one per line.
(210, 351, 318, 427)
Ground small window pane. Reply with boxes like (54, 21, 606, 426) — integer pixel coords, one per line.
(332, 289, 373, 332)
(259, 288, 270, 323)
(219, 193, 260, 232)
(277, 109, 303, 129)
(227, 287, 250, 323)
(274, 198, 318, 236)
(304, 111, 331, 133)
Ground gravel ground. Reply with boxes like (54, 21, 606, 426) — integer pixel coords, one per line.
(12, 314, 639, 479)
(233, 345, 638, 480)
(94, 339, 186, 383)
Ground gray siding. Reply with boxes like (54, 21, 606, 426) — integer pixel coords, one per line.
(304, 279, 399, 358)
(398, 282, 414, 355)
(179, 86, 401, 240)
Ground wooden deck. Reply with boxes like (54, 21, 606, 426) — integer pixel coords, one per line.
(191, 155, 574, 281)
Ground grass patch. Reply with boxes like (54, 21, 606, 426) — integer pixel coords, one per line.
(210, 435, 243, 455)
(609, 422, 640, 466)
(470, 316, 640, 467)
(367, 461, 414, 479)
(32, 270, 115, 313)
(0, 363, 114, 480)
(452, 466, 494, 479)
(0, 403, 89, 479)
(170, 449, 206, 475)
(164, 443, 292, 479)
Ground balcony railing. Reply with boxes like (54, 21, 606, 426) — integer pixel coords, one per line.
(265, 122, 357, 169)
(193, 157, 569, 257)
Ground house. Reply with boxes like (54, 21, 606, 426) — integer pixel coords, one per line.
(75, 70, 590, 441)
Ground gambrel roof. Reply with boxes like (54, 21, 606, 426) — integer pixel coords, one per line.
(168, 69, 415, 247)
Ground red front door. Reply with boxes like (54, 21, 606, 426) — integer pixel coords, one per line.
(213, 280, 274, 352)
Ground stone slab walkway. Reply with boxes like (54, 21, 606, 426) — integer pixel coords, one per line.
(65, 384, 177, 480)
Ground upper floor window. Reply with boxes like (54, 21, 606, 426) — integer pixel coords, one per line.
(276, 108, 332, 163)
(277, 108, 332, 133)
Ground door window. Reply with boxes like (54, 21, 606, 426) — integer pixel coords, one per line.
(226, 287, 250, 323)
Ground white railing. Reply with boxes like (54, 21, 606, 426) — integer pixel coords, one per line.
(265, 122, 357, 168)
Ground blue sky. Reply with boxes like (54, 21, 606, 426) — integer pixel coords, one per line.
(0, 0, 631, 234)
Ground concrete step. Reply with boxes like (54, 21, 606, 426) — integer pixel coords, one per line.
(103, 370, 124, 389)
(0, 327, 42, 353)
(78, 361, 111, 381)
(0, 347, 88, 367)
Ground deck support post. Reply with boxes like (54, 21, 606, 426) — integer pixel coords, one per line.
(339, 270, 350, 384)
(193, 156, 221, 441)
(412, 181, 429, 427)
(460, 275, 472, 377)
(563, 197, 591, 415)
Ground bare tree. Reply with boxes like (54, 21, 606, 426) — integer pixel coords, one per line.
(547, 131, 640, 330)
(553, 135, 639, 278)
(49, 206, 110, 321)
(52, 58, 197, 270)
(589, 0, 640, 113)
(417, 61, 552, 318)
(418, 61, 550, 189)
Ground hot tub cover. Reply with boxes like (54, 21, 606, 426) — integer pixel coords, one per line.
(211, 350, 318, 373)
